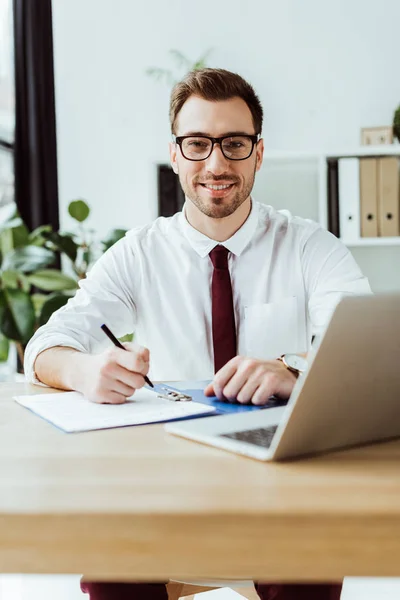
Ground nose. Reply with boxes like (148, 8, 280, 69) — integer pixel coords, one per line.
(204, 142, 230, 174)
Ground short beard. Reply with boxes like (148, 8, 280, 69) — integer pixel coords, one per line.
(179, 166, 256, 219)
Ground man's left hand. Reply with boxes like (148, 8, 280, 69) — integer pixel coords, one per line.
(204, 356, 297, 405)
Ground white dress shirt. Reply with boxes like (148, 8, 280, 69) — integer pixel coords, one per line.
(25, 199, 372, 384)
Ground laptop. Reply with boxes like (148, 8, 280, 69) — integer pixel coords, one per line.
(165, 293, 400, 461)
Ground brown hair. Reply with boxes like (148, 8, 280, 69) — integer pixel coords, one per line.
(169, 68, 263, 135)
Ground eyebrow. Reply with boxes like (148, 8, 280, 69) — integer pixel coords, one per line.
(180, 131, 256, 137)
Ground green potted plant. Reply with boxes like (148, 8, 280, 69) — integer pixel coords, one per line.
(0, 199, 128, 368)
(146, 48, 212, 86)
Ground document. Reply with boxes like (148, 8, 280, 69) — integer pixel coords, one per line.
(13, 387, 217, 433)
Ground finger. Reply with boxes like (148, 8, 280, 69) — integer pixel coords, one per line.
(204, 382, 215, 396)
(114, 347, 150, 375)
(111, 364, 147, 390)
(100, 362, 147, 389)
(222, 362, 258, 401)
(251, 380, 276, 405)
(124, 342, 150, 364)
(212, 357, 242, 400)
(223, 358, 265, 401)
(93, 391, 127, 405)
(235, 378, 260, 404)
(138, 346, 150, 363)
(108, 378, 136, 398)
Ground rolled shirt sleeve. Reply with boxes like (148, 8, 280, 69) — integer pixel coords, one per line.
(24, 236, 138, 385)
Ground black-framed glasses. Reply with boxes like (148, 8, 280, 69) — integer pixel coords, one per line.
(173, 134, 260, 161)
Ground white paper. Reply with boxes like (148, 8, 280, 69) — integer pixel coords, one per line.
(13, 388, 216, 433)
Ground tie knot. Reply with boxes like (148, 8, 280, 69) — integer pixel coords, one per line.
(209, 245, 230, 270)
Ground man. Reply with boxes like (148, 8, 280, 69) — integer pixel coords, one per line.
(25, 68, 370, 599)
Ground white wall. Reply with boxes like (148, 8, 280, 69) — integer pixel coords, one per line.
(51, 0, 400, 289)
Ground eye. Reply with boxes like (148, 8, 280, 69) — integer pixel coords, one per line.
(226, 141, 244, 148)
(187, 140, 209, 148)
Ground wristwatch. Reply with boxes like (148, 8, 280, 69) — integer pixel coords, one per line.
(277, 353, 308, 377)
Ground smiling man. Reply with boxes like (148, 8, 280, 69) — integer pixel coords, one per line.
(25, 68, 371, 599)
(172, 97, 259, 218)
(171, 88, 262, 231)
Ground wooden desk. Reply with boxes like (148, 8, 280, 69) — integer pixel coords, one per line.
(1, 381, 400, 582)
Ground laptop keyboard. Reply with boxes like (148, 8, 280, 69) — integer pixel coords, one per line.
(220, 425, 278, 449)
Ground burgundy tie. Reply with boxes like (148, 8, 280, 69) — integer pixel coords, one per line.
(209, 245, 237, 373)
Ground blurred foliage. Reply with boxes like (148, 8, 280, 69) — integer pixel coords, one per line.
(0, 200, 128, 361)
(146, 48, 212, 87)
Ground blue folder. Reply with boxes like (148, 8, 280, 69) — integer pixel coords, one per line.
(152, 380, 287, 415)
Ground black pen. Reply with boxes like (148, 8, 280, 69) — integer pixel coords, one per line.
(100, 323, 154, 388)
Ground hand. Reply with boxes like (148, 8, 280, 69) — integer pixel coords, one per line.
(79, 343, 150, 404)
(204, 356, 297, 405)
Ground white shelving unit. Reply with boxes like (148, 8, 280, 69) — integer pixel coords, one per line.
(262, 145, 400, 248)
(342, 237, 400, 247)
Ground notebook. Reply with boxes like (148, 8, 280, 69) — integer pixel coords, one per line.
(13, 386, 217, 433)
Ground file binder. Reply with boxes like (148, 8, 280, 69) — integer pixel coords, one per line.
(338, 158, 361, 242)
(377, 157, 400, 237)
(360, 158, 378, 237)
(327, 159, 340, 237)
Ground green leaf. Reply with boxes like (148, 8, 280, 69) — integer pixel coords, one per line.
(145, 67, 175, 85)
(31, 293, 48, 317)
(1, 270, 19, 288)
(28, 224, 53, 246)
(0, 332, 10, 362)
(68, 199, 90, 223)
(0, 228, 14, 258)
(0, 288, 36, 343)
(0, 217, 23, 236)
(146, 67, 164, 78)
(11, 223, 30, 248)
(0, 290, 6, 324)
(26, 269, 78, 292)
(192, 49, 212, 70)
(19, 274, 30, 293)
(169, 49, 191, 70)
(101, 228, 127, 252)
(0, 216, 30, 252)
(1, 270, 31, 293)
(1, 246, 55, 273)
(40, 231, 78, 262)
(119, 332, 134, 343)
(81, 247, 91, 267)
(39, 293, 70, 327)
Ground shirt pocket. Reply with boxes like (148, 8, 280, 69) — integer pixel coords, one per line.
(244, 296, 305, 360)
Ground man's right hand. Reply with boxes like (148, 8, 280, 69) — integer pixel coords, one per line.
(78, 343, 150, 404)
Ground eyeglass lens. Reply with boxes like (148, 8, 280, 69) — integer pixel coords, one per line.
(181, 136, 254, 160)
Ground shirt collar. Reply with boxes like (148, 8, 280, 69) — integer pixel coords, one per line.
(178, 198, 259, 258)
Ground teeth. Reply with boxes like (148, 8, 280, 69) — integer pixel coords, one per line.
(205, 184, 232, 190)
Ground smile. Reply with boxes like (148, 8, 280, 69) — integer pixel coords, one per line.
(200, 183, 235, 190)
(198, 182, 236, 198)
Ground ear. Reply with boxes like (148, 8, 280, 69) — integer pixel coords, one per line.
(255, 138, 264, 172)
(169, 141, 179, 174)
